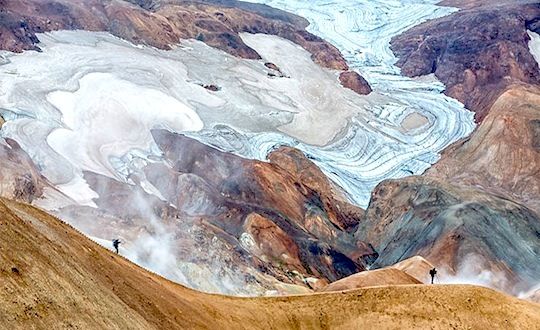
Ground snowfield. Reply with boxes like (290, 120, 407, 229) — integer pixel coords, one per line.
(0, 0, 478, 294)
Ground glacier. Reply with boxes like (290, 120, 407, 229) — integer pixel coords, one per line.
(197, 0, 477, 206)
(0, 1, 475, 210)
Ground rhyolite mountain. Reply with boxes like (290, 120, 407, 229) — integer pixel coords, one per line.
(367, 0, 540, 295)
(391, 1, 540, 121)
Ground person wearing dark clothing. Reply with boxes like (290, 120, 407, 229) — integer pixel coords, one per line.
(429, 267, 437, 284)
(112, 239, 121, 254)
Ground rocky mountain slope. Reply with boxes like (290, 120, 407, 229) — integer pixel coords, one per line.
(355, 81, 540, 296)
(43, 130, 376, 294)
(358, 175, 540, 294)
(391, 1, 540, 121)
(427, 86, 540, 214)
(2, 197, 540, 329)
(353, 0, 540, 296)
(0, 0, 370, 93)
(0, 0, 539, 307)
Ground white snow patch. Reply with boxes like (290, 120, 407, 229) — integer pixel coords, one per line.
(47, 72, 202, 180)
(528, 30, 540, 68)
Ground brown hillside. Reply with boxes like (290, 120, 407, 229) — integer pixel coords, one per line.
(1, 198, 540, 329)
(321, 268, 421, 292)
(391, 256, 435, 284)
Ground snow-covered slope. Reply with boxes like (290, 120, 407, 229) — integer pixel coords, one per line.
(0, 17, 474, 207)
(241, 0, 476, 205)
(528, 30, 540, 67)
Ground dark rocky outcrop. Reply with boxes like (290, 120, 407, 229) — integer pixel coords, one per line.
(339, 71, 372, 95)
(391, 3, 540, 121)
(0, 0, 348, 71)
(203, 84, 220, 91)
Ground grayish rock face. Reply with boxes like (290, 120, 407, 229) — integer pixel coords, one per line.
(358, 177, 540, 295)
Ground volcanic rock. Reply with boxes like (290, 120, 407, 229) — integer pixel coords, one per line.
(367, 3, 540, 295)
(0, 0, 348, 71)
(149, 130, 377, 275)
(53, 130, 377, 294)
(391, 3, 540, 121)
(203, 84, 220, 91)
(264, 62, 280, 71)
(358, 176, 540, 294)
(339, 71, 372, 95)
(264, 62, 287, 78)
(427, 86, 540, 215)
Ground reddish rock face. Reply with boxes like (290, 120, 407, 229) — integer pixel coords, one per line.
(338, 71, 372, 95)
(147, 130, 377, 279)
(242, 212, 304, 272)
(0, 0, 348, 71)
(52, 130, 377, 292)
(267, 146, 364, 232)
(391, 3, 540, 121)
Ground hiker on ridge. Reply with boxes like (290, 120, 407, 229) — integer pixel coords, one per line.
(429, 268, 437, 284)
(112, 238, 121, 254)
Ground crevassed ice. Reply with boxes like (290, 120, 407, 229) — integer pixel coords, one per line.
(198, 0, 476, 206)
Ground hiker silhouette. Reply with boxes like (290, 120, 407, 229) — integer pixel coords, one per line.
(112, 239, 121, 254)
(429, 268, 437, 284)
